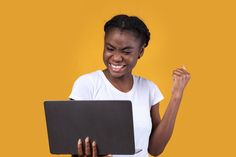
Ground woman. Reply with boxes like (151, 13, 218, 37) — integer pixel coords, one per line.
(69, 14, 190, 157)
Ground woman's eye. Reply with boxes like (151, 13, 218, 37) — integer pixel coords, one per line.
(106, 47, 114, 51)
(123, 51, 131, 54)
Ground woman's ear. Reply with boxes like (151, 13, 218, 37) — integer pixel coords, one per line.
(138, 45, 145, 59)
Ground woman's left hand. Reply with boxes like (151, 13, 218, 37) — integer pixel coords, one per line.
(171, 66, 191, 97)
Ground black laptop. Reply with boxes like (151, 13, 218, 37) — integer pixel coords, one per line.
(44, 100, 141, 155)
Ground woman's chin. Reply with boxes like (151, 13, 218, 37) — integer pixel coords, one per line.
(108, 70, 125, 78)
(107, 68, 132, 79)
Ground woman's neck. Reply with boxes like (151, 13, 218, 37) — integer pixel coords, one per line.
(103, 69, 133, 93)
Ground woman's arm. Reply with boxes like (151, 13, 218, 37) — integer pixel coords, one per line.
(148, 67, 190, 156)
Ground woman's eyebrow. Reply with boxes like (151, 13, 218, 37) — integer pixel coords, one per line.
(105, 43, 134, 50)
(122, 46, 134, 50)
(105, 43, 115, 48)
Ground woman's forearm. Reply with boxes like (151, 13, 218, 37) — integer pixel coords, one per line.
(148, 92, 183, 156)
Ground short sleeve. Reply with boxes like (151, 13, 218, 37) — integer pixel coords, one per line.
(69, 75, 94, 100)
(148, 81, 164, 107)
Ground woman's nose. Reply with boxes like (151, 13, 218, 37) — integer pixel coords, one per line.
(112, 52, 123, 62)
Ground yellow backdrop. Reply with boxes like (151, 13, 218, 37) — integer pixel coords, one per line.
(0, 0, 235, 156)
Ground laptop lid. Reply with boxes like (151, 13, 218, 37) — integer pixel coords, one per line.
(44, 100, 137, 155)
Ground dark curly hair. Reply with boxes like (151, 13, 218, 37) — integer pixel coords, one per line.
(104, 14, 150, 48)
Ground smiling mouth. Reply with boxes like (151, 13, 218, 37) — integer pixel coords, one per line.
(109, 63, 126, 72)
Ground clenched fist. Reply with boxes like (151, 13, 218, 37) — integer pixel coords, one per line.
(172, 66, 191, 97)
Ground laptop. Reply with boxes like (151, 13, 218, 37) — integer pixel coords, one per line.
(44, 100, 141, 155)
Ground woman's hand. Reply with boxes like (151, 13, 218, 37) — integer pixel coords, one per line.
(77, 137, 112, 157)
(171, 66, 191, 97)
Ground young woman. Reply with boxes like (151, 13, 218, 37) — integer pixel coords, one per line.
(69, 14, 191, 157)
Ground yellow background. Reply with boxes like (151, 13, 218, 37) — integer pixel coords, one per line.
(0, 0, 235, 156)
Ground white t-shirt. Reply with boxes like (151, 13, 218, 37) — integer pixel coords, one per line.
(69, 70, 164, 157)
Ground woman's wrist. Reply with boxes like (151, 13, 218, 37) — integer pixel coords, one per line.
(171, 90, 184, 100)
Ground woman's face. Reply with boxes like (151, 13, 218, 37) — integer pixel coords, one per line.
(103, 28, 144, 79)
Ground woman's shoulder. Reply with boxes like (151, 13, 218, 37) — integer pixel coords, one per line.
(70, 70, 103, 92)
(134, 75, 164, 104)
(134, 74, 157, 87)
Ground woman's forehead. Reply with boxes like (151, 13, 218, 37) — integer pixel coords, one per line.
(105, 28, 142, 46)
(105, 28, 138, 38)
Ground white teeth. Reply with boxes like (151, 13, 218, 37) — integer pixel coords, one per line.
(109, 63, 125, 71)
(111, 64, 123, 69)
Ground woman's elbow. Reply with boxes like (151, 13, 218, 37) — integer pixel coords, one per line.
(148, 147, 165, 157)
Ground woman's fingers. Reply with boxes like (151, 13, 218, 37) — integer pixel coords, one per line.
(77, 139, 83, 156)
(173, 68, 189, 75)
(92, 141, 111, 157)
(173, 67, 190, 79)
(77, 137, 104, 157)
(92, 141, 98, 157)
(85, 137, 91, 156)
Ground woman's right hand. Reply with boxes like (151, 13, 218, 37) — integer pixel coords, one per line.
(77, 137, 112, 157)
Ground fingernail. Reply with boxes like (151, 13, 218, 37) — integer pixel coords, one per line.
(92, 141, 96, 146)
(85, 137, 89, 142)
(78, 139, 81, 144)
